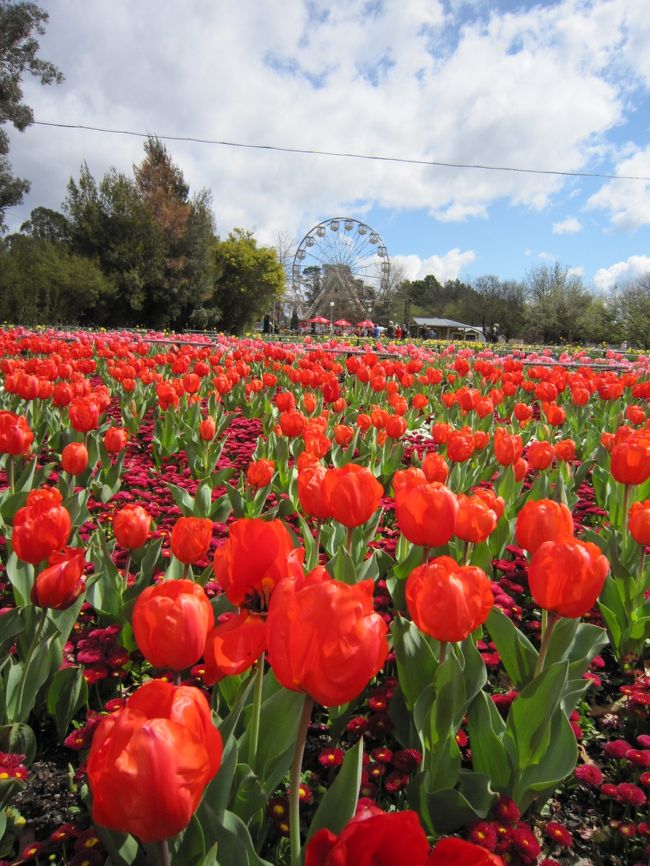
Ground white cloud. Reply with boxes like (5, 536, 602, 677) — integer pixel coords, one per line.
(432, 203, 488, 222)
(3, 0, 647, 250)
(586, 146, 650, 230)
(567, 265, 584, 278)
(593, 255, 650, 291)
(552, 217, 582, 234)
(392, 248, 476, 282)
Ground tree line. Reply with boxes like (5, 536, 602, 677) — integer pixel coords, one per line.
(0, 137, 286, 333)
(374, 263, 650, 348)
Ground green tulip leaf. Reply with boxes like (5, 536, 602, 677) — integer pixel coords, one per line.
(467, 691, 512, 791)
(486, 607, 538, 689)
(505, 661, 568, 770)
(307, 738, 364, 841)
(46, 666, 88, 741)
(391, 616, 438, 711)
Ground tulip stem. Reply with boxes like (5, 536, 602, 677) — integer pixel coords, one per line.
(640, 549, 646, 590)
(124, 553, 132, 584)
(156, 840, 171, 866)
(346, 527, 354, 555)
(623, 484, 631, 532)
(290, 694, 313, 866)
(439, 641, 448, 665)
(247, 653, 265, 771)
(534, 612, 558, 677)
(8, 455, 15, 494)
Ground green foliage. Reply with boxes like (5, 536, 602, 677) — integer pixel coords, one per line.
(0, 0, 63, 230)
(209, 229, 285, 334)
(60, 139, 218, 329)
(0, 233, 113, 324)
(611, 275, 650, 348)
(522, 263, 593, 344)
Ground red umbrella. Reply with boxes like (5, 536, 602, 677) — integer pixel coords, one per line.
(357, 319, 374, 328)
(309, 316, 330, 324)
(334, 319, 352, 327)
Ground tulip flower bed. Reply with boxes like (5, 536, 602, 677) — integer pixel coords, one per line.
(0, 327, 648, 866)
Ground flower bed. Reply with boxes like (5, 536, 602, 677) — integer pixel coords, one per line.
(0, 328, 648, 866)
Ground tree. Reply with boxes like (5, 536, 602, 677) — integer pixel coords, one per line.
(134, 137, 215, 328)
(611, 275, 650, 348)
(209, 229, 285, 334)
(20, 205, 69, 242)
(372, 261, 405, 323)
(63, 142, 217, 328)
(0, 1, 63, 231)
(64, 164, 163, 325)
(472, 275, 526, 342)
(0, 233, 113, 324)
(523, 263, 592, 344)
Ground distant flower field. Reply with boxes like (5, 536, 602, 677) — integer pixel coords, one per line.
(0, 327, 648, 866)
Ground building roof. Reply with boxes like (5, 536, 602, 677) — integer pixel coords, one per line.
(412, 317, 483, 332)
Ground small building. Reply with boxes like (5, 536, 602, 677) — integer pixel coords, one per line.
(412, 317, 485, 341)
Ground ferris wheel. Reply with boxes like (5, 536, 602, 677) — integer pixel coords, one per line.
(291, 218, 390, 317)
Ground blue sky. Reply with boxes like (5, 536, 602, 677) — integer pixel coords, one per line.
(7, 0, 650, 292)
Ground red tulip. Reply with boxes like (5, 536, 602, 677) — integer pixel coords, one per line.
(113, 504, 152, 550)
(493, 427, 523, 466)
(446, 430, 475, 463)
(527, 440, 554, 471)
(431, 422, 452, 444)
(513, 402, 533, 422)
(246, 459, 275, 489)
(421, 452, 449, 483)
(554, 438, 576, 462)
(68, 396, 100, 433)
(31, 547, 86, 610)
(61, 442, 88, 475)
(471, 487, 505, 520)
(528, 535, 609, 618)
(406, 556, 493, 643)
(132, 579, 214, 671)
(213, 517, 301, 608)
(0, 411, 34, 455)
(322, 464, 383, 528)
(203, 611, 267, 684)
(298, 462, 332, 520)
(394, 475, 458, 548)
(629, 500, 650, 546)
(426, 837, 505, 865)
(12, 488, 72, 565)
(455, 494, 498, 544)
(333, 424, 355, 447)
(87, 680, 222, 843)
(515, 499, 574, 555)
(267, 567, 388, 707)
(385, 415, 407, 439)
(306, 806, 431, 866)
(513, 457, 528, 482)
(170, 517, 213, 564)
(279, 410, 306, 438)
(199, 416, 216, 441)
(544, 403, 566, 426)
(103, 426, 129, 454)
(625, 405, 646, 426)
(610, 432, 650, 485)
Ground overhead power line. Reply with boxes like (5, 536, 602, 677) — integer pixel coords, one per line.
(33, 120, 650, 182)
